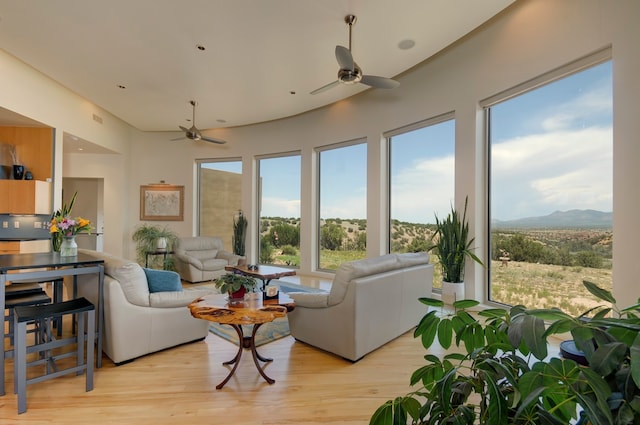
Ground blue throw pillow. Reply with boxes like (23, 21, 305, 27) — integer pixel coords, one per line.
(144, 268, 183, 293)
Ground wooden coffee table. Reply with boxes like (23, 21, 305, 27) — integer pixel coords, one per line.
(224, 264, 296, 289)
(188, 292, 295, 389)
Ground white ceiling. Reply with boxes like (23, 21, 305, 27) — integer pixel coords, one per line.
(0, 0, 514, 132)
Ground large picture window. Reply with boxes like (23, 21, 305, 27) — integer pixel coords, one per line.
(317, 141, 367, 271)
(257, 154, 301, 266)
(388, 116, 455, 290)
(486, 58, 612, 314)
(198, 159, 242, 250)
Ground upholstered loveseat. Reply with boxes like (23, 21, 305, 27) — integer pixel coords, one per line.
(287, 252, 433, 361)
(173, 236, 244, 283)
(74, 249, 213, 365)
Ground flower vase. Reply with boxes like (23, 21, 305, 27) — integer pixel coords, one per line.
(60, 236, 78, 257)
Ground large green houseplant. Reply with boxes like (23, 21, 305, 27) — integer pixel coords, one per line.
(370, 281, 640, 425)
(132, 224, 178, 270)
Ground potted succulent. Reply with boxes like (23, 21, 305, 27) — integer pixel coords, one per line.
(370, 280, 640, 425)
(429, 196, 483, 303)
(132, 224, 178, 270)
(214, 273, 257, 300)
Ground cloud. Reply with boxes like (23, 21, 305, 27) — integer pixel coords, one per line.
(260, 197, 300, 218)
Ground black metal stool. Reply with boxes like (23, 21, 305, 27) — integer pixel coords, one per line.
(4, 290, 52, 350)
(13, 297, 95, 414)
(8, 278, 65, 336)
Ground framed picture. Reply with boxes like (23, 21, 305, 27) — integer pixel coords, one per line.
(140, 185, 184, 221)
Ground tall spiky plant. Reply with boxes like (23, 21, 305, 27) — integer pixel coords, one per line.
(232, 210, 248, 256)
(430, 196, 483, 283)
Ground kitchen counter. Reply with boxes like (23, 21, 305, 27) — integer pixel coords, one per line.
(0, 239, 50, 254)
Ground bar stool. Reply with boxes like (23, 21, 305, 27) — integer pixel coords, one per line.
(4, 290, 52, 350)
(13, 297, 95, 414)
(7, 278, 65, 336)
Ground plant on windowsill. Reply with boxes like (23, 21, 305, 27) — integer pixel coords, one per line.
(429, 196, 484, 303)
(232, 209, 248, 256)
(132, 224, 178, 270)
(370, 280, 640, 425)
(214, 273, 257, 300)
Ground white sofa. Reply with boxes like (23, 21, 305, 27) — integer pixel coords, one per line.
(287, 252, 433, 361)
(173, 236, 244, 283)
(74, 249, 213, 365)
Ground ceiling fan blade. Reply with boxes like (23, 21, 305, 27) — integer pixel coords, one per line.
(310, 80, 340, 95)
(200, 136, 227, 145)
(178, 125, 190, 132)
(335, 45, 354, 71)
(360, 75, 400, 89)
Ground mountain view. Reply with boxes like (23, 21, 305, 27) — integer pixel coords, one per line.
(492, 209, 612, 229)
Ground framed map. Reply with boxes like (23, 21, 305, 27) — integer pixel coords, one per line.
(140, 185, 184, 221)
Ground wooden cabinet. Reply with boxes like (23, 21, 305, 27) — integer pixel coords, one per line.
(0, 180, 51, 214)
(0, 239, 50, 254)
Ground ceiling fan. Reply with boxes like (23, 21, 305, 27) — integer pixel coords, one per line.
(171, 100, 226, 145)
(310, 15, 400, 95)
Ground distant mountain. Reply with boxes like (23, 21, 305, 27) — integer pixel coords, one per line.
(492, 209, 612, 229)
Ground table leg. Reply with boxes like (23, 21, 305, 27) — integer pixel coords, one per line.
(249, 323, 275, 384)
(0, 273, 6, 396)
(216, 325, 244, 389)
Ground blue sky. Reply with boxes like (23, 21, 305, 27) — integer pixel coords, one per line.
(206, 61, 612, 224)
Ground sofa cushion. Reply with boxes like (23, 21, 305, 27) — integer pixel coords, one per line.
(396, 252, 430, 267)
(288, 292, 329, 308)
(328, 254, 399, 306)
(144, 268, 183, 293)
(149, 288, 213, 308)
(201, 258, 229, 271)
(103, 255, 151, 307)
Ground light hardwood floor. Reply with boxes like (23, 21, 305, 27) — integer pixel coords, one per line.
(2, 298, 432, 424)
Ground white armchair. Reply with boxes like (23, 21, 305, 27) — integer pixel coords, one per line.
(173, 236, 244, 283)
(73, 249, 213, 365)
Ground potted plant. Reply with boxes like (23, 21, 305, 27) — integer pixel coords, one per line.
(214, 273, 257, 300)
(429, 196, 483, 303)
(132, 224, 178, 270)
(232, 210, 248, 256)
(370, 280, 640, 425)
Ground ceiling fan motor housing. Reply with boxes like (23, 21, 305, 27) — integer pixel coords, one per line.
(338, 65, 362, 84)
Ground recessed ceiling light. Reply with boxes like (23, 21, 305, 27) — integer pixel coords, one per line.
(117, 84, 126, 89)
(290, 91, 296, 95)
(196, 44, 206, 51)
(398, 39, 415, 50)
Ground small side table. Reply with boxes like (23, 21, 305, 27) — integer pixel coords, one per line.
(145, 250, 173, 269)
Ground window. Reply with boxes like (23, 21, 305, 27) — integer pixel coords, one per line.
(197, 159, 242, 250)
(257, 154, 301, 266)
(317, 141, 367, 271)
(388, 116, 455, 290)
(486, 58, 612, 315)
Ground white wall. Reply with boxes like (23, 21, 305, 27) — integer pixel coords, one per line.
(1, 0, 638, 305)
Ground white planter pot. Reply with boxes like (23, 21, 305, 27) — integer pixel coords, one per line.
(441, 281, 465, 305)
(156, 237, 167, 251)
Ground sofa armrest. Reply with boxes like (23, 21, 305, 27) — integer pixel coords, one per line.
(149, 288, 213, 308)
(288, 292, 329, 308)
(216, 250, 242, 265)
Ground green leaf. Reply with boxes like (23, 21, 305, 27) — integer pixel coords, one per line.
(401, 397, 422, 421)
(419, 297, 444, 307)
(520, 314, 548, 360)
(583, 280, 616, 304)
(414, 310, 439, 339)
(437, 318, 453, 349)
(589, 342, 627, 377)
(630, 332, 640, 388)
(478, 308, 509, 319)
(485, 375, 508, 425)
(526, 308, 573, 321)
(369, 401, 393, 425)
(452, 299, 480, 309)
